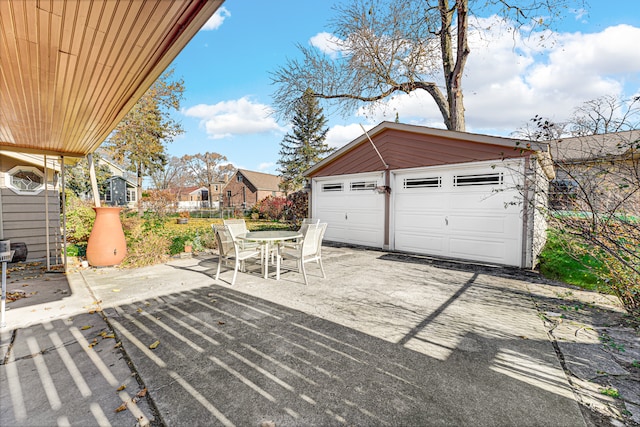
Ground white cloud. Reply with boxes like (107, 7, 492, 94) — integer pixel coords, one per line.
(309, 32, 343, 58)
(201, 7, 230, 31)
(325, 123, 375, 149)
(358, 17, 640, 135)
(258, 162, 274, 171)
(183, 97, 285, 139)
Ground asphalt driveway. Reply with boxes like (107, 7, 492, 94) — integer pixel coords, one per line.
(2, 244, 613, 426)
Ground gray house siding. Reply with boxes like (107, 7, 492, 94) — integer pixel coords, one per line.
(0, 188, 61, 261)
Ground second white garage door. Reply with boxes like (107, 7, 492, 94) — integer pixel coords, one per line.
(312, 172, 385, 248)
(392, 160, 524, 266)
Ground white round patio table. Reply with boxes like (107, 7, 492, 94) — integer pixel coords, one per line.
(238, 230, 302, 280)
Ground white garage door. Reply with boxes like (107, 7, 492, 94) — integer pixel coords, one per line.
(312, 172, 385, 248)
(393, 160, 524, 266)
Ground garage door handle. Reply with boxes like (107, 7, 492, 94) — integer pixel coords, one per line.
(345, 213, 348, 220)
(445, 216, 448, 226)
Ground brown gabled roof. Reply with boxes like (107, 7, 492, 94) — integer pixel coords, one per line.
(304, 121, 546, 177)
(237, 169, 282, 191)
(549, 130, 640, 162)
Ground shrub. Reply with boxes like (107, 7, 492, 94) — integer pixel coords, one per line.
(255, 196, 292, 221)
(143, 189, 177, 218)
(64, 193, 95, 244)
(284, 191, 309, 225)
(120, 215, 171, 267)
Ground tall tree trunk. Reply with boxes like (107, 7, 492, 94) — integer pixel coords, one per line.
(438, 0, 469, 132)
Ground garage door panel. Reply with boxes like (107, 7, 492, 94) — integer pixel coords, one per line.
(396, 212, 445, 233)
(395, 232, 445, 254)
(393, 161, 524, 266)
(396, 194, 446, 211)
(449, 215, 507, 234)
(449, 237, 517, 264)
(313, 173, 385, 248)
(449, 193, 512, 211)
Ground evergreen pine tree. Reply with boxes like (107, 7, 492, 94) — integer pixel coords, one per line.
(277, 89, 333, 192)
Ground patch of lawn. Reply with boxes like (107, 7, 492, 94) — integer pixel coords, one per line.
(538, 231, 609, 292)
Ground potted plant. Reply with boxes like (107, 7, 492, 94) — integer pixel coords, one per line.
(183, 240, 193, 253)
(177, 211, 190, 224)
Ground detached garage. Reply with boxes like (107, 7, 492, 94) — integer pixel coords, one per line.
(305, 122, 552, 268)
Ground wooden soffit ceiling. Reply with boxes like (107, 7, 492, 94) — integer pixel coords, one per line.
(0, 0, 223, 157)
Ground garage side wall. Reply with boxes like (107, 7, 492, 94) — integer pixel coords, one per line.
(525, 156, 550, 268)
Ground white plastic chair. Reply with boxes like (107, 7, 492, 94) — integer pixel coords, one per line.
(223, 218, 259, 250)
(280, 223, 327, 285)
(283, 218, 320, 250)
(213, 225, 261, 285)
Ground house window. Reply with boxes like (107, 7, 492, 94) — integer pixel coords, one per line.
(404, 177, 441, 189)
(350, 181, 376, 191)
(226, 190, 232, 198)
(272, 191, 276, 196)
(454, 173, 503, 187)
(6, 166, 45, 195)
(237, 175, 243, 182)
(127, 189, 136, 202)
(105, 188, 112, 202)
(322, 183, 343, 192)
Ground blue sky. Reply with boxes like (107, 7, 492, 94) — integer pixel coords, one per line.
(167, 0, 640, 175)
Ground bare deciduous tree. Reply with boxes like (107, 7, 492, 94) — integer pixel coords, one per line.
(272, 0, 580, 131)
(181, 152, 234, 208)
(518, 95, 640, 317)
(149, 156, 191, 190)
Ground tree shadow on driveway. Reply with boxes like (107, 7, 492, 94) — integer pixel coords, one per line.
(105, 283, 585, 426)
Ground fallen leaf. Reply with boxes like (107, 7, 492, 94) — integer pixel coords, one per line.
(81, 325, 93, 330)
(218, 321, 225, 325)
(114, 342, 122, 348)
(104, 333, 115, 339)
(112, 289, 120, 293)
(136, 388, 148, 398)
(149, 340, 160, 349)
(117, 384, 126, 391)
(137, 308, 142, 313)
(115, 402, 128, 413)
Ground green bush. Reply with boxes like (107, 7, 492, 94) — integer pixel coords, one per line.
(64, 193, 95, 244)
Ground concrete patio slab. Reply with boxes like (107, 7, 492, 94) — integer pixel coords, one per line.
(1, 245, 635, 426)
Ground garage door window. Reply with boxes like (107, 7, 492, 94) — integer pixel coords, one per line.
(454, 172, 503, 187)
(403, 177, 441, 189)
(322, 183, 343, 192)
(350, 181, 376, 191)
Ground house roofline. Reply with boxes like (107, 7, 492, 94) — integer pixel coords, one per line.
(304, 121, 545, 177)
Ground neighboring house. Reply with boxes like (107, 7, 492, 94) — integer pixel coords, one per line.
(548, 130, 640, 211)
(104, 175, 137, 209)
(174, 186, 210, 210)
(96, 158, 136, 209)
(304, 121, 552, 268)
(0, 151, 61, 262)
(222, 170, 284, 209)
